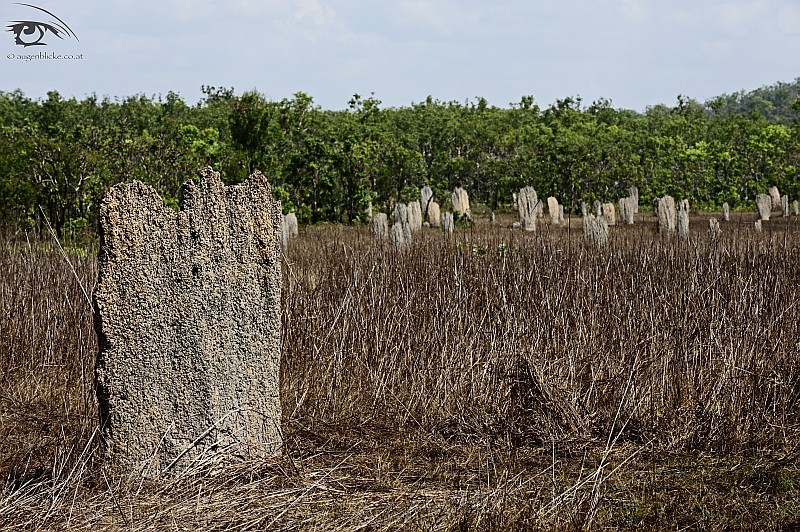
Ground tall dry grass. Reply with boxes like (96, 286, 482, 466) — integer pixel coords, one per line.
(0, 233, 98, 479)
(284, 219, 800, 453)
(1, 215, 799, 530)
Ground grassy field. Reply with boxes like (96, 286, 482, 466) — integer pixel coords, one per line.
(1, 211, 799, 530)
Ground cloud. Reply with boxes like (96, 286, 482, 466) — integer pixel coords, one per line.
(777, 4, 800, 35)
(229, 0, 287, 17)
(293, 0, 337, 27)
(713, 0, 769, 36)
(393, 0, 482, 39)
(617, 0, 648, 24)
(165, 0, 219, 19)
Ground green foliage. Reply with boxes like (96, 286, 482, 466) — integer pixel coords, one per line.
(2, 82, 800, 235)
(709, 77, 800, 123)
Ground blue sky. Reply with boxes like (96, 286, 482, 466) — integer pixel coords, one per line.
(1, 0, 799, 110)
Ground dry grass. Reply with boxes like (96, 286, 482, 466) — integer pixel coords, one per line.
(1, 212, 799, 530)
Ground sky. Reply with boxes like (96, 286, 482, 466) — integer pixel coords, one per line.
(1, 0, 799, 111)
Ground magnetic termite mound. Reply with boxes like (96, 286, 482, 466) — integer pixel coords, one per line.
(94, 168, 283, 475)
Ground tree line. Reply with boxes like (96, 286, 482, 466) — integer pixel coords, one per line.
(1, 80, 799, 237)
